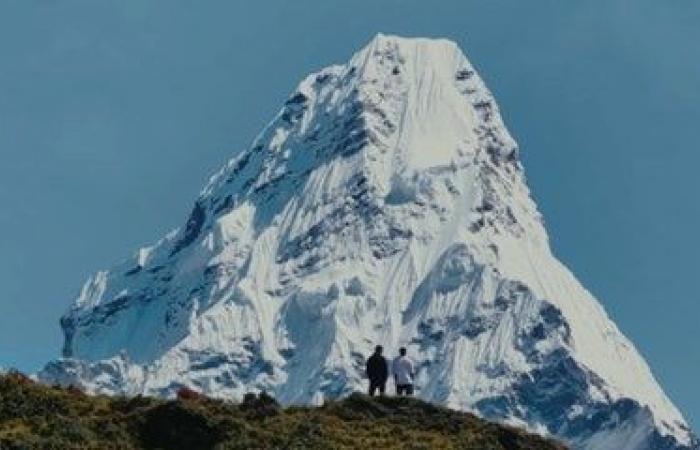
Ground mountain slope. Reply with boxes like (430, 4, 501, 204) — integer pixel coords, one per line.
(40, 34, 697, 450)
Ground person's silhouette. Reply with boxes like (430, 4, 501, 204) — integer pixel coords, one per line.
(365, 345, 388, 396)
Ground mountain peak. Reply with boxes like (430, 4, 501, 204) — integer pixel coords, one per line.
(340, 33, 517, 172)
(355, 33, 463, 70)
(197, 33, 518, 206)
(41, 35, 697, 450)
(361, 33, 462, 58)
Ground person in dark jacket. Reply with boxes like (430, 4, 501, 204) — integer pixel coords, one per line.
(365, 345, 388, 396)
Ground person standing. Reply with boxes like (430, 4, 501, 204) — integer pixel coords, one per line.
(365, 345, 388, 396)
(392, 347, 415, 396)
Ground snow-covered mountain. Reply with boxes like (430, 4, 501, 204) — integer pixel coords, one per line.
(40, 34, 697, 449)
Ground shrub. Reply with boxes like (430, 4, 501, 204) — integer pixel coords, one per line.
(138, 401, 222, 450)
(66, 384, 85, 397)
(240, 391, 280, 418)
(176, 386, 201, 401)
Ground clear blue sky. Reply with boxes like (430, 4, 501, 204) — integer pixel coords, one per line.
(0, 0, 697, 429)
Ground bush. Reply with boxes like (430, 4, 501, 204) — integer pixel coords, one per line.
(138, 401, 222, 449)
(240, 391, 280, 418)
(176, 386, 201, 401)
(4, 369, 33, 386)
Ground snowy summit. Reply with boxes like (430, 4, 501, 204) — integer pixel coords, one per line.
(40, 35, 697, 450)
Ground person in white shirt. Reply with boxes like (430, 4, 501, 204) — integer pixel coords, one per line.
(392, 347, 415, 396)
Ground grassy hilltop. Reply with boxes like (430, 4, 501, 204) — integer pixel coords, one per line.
(0, 372, 565, 449)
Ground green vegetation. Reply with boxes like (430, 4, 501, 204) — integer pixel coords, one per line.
(0, 371, 566, 449)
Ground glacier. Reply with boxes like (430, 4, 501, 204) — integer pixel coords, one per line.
(39, 34, 697, 450)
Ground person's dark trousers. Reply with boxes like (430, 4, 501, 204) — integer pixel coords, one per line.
(396, 384, 414, 396)
(369, 380, 386, 396)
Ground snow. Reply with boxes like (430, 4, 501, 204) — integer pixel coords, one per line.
(39, 34, 697, 450)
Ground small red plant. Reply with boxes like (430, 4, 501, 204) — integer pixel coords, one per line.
(176, 386, 201, 401)
(66, 384, 85, 397)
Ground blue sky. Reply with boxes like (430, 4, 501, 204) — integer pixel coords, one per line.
(0, 0, 697, 429)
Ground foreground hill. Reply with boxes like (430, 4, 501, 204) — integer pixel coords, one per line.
(0, 373, 563, 449)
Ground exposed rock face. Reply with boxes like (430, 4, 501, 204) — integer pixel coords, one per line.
(40, 34, 697, 450)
